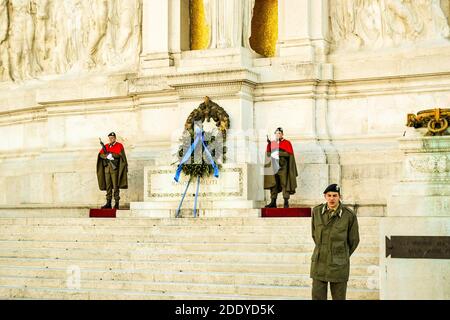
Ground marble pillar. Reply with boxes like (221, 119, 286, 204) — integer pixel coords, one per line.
(277, 0, 329, 62)
(141, 0, 187, 69)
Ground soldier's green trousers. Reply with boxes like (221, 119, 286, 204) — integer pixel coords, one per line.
(105, 165, 120, 202)
(270, 174, 290, 200)
(312, 279, 347, 300)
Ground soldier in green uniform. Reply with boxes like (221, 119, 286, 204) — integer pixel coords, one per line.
(264, 128, 298, 208)
(310, 184, 359, 300)
(96, 132, 128, 209)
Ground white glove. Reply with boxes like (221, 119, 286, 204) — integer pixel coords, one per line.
(107, 153, 114, 161)
(271, 150, 279, 160)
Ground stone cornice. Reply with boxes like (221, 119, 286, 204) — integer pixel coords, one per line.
(166, 68, 258, 101)
(0, 107, 47, 126)
(329, 71, 450, 99)
(1, 61, 450, 126)
(167, 68, 259, 86)
(399, 135, 450, 153)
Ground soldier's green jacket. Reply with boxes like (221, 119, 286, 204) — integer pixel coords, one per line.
(310, 203, 360, 282)
(96, 149, 128, 191)
(263, 150, 298, 194)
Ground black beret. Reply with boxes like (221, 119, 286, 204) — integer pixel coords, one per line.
(275, 127, 283, 133)
(323, 184, 340, 194)
(108, 132, 116, 137)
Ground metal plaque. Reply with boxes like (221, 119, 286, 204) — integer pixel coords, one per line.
(385, 236, 450, 259)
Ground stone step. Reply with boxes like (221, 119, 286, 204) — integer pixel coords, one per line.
(0, 266, 376, 290)
(0, 284, 288, 300)
(0, 214, 381, 300)
(0, 240, 380, 254)
(0, 275, 379, 299)
(128, 209, 262, 218)
(0, 208, 89, 219)
(0, 227, 379, 240)
(0, 217, 382, 227)
(0, 233, 380, 245)
(0, 248, 379, 265)
(0, 224, 379, 235)
(0, 284, 379, 300)
(0, 257, 379, 277)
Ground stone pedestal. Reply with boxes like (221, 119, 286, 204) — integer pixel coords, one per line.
(381, 132, 450, 299)
(130, 163, 264, 217)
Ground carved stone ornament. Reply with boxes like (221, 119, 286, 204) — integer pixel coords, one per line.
(409, 155, 448, 174)
(0, 0, 142, 82)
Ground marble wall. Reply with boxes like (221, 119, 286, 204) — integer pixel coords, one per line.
(0, 0, 450, 215)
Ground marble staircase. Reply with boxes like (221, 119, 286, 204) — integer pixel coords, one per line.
(0, 212, 380, 300)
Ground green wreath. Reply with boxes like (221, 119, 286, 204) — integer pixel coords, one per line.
(177, 97, 230, 179)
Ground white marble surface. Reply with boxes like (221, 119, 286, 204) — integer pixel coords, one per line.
(381, 135, 450, 299)
(0, 0, 449, 217)
(380, 217, 450, 300)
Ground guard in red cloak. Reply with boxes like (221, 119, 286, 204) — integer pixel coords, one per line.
(96, 132, 128, 209)
(264, 127, 298, 208)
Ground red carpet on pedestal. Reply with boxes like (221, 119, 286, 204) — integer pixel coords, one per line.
(261, 207, 311, 217)
(89, 208, 116, 218)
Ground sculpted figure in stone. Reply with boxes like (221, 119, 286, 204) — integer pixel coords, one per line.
(382, 0, 423, 44)
(224, 0, 251, 49)
(1, 0, 141, 79)
(9, 0, 37, 80)
(85, 0, 109, 68)
(203, 0, 220, 48)
(51, 0, 75, 73)
(329, 0, 362, 50)
(242, 0, 255, 50)
(0, 0, 11, 81)
(107, 0, 141, 66)
(416, 0, 450, 39)
(330, 0, 450, 51)
(32, 0, 51, 71)
(353, 0, 382, 48)
(444, 0, 450, 26)
(382, 0, 450, 43)
(51, 0, 69, 73)
(67, 0, 89, 70)
(203, 0, 255, 49)
(0, 0, 8, 44)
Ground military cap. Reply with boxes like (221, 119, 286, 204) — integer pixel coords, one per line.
(275, 127, 283, 133)
(323, 184, 340, 194)
(108, 132, 116, 137)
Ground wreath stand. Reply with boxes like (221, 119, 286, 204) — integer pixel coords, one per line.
(175, 175, 201, 218)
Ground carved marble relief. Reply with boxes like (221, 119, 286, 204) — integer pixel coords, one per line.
(0, 0, 142, 82)
(330, 0, 450, 51)
(0, 0, 10, 81)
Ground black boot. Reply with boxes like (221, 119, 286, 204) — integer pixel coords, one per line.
(113, 201, 120, 210)
(101, 201, 112, 209)
(284, 199, 289, 208)
(265, 198, 277, 208)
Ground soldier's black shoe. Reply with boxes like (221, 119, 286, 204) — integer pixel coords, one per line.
(265, 199, 277, 208)
(101, 202, 112, 209)
(284, 199, 289, 208)
(114, 202, 120, 210)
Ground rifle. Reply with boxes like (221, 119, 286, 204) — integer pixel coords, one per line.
(99, 138, 117, 170)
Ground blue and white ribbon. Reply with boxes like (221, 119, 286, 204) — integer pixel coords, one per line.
(174, 127, 219, 182)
